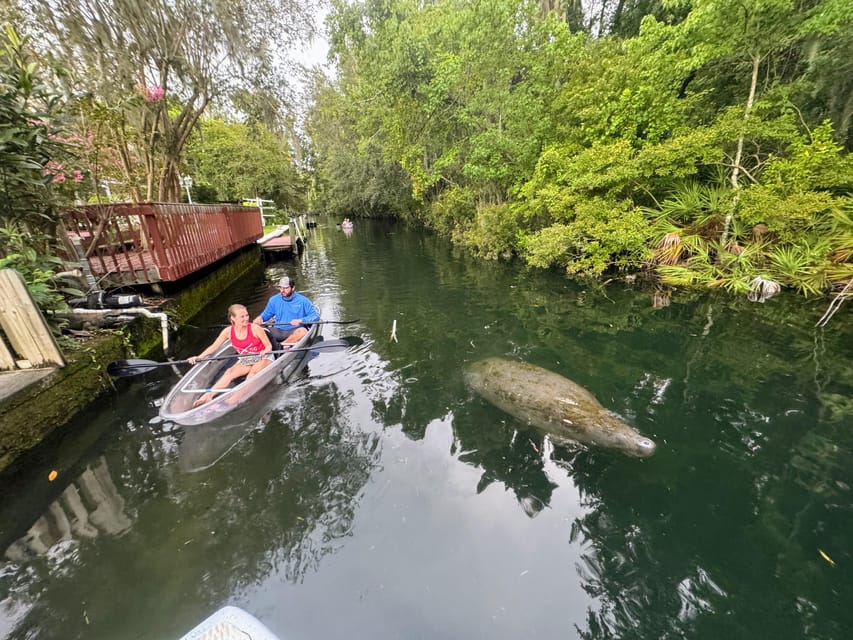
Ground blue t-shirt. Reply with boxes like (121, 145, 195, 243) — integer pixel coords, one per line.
(259, 291, 320, 327)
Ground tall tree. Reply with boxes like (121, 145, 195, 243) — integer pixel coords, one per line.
(20, 0, 314, 202)
(312, 0, 851, 301)
(185, 117, 305, 209)
(795, 0, 853, 150)
(306, 69, 418, 218)
(663, 0, 827, 245)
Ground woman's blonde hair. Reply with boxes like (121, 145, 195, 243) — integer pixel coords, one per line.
(227, 303, 247, 322)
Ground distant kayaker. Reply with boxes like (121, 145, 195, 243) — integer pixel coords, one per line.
(253, 275, 320, 345)
(189, 303, 273, 407)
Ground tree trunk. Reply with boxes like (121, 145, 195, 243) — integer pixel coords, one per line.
(539, 0, 564, 20)
(156, 96, 209, 202)
(117, 143, 142, 203)
(721, 52, 761, 248)
(565, 0, 585, 32)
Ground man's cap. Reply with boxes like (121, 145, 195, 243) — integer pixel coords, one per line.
(277, 276, 294, 288)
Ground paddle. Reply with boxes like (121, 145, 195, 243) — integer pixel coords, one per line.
(209, 319, 359, 329)
(261, 319, 360, 331)
(107, 339, 353, 377)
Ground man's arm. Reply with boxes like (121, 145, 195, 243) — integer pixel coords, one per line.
(255, 297, 277, 324)
(300, 297, 320, 323)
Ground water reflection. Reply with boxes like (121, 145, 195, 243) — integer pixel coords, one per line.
(4, 457, 131, 561)
(176, 420, 260, 473)
(1, 221, 851, 640)
(247, 383, 383, 584)
(328, 223, 853, 639)
(0, 377, 382, 639)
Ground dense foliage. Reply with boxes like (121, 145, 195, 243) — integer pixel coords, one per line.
(308, 0, 853, 301)
(1, 1, 314, 316)
(0, 26, 81, 315)
(184, 118, 306, 210)
(4, 1, 852, 311)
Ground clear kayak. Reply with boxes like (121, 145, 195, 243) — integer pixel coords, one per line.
(159, 323, 320, 426)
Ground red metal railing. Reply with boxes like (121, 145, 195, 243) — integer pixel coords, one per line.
(63, 203, 263, 287)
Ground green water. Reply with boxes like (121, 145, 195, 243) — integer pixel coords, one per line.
(1, 220, 851, 639)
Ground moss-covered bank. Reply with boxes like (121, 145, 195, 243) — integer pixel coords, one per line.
(0, 248, 261, 471)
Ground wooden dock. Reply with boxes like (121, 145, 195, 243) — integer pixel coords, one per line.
(63, 203, 263, 287)
(0, 369, 56, 404)
(257, 218, 309, 258)
(259, 235, 294, 256)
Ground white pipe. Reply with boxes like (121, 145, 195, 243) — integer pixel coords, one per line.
(70, 307, 171, 353)
(56, 269, 83, 279)
(55, 270, 91, 294)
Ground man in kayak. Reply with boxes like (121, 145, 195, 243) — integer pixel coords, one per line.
(253, 275, 320, 345)
(189, 304, 273, 407)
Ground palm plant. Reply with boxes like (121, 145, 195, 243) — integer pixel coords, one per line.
(655, 182, 705, 224)
(712, 241, 765, 295)
(656, 263, 699, 286)
(767, 240, 831, 296)
(647, 181, 735, 273)
(658, 182, 732, 229)
(650, 217, 711, 271)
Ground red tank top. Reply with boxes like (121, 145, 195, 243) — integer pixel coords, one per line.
(230, 325, 264, 355)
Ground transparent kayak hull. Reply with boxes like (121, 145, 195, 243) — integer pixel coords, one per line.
(159, 324, 319, 426)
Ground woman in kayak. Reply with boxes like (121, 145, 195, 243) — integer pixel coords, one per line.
(189, 303, 273, 407)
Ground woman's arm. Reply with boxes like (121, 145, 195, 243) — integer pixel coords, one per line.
(189, 328, 230, 363)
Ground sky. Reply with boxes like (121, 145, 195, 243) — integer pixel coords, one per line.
(286, 3, 333, 126)
(290, 4, 331, 72)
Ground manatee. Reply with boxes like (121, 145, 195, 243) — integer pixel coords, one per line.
(464, 357, 656, 458)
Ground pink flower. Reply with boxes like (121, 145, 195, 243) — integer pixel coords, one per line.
(52, 173, 66, 184)
(73, 170, 84, 183)
(137, 84, 165, 102)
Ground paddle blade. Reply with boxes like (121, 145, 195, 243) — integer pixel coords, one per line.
(300, 338, 355, 352)
(106, 359, 163, 377)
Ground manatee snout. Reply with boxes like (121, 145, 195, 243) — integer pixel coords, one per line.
(625, 435, 657, 458)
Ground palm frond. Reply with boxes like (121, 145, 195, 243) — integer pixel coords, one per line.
(767, 243, 830, 296)
(656, 264, 696, 286)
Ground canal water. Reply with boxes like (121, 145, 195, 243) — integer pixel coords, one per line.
(1, 220, 851, 640)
